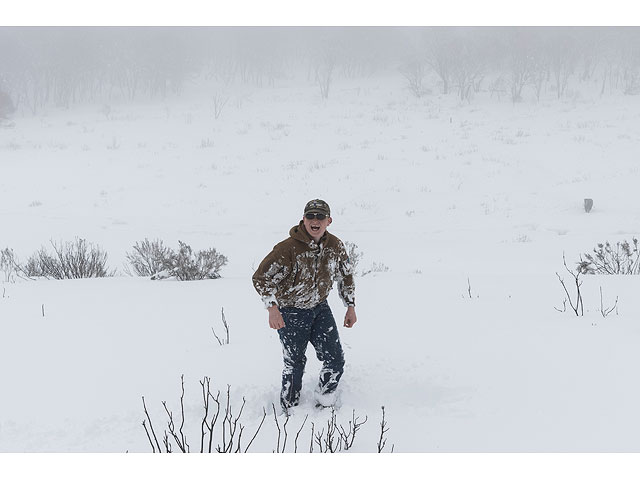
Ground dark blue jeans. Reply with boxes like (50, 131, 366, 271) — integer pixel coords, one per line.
(277, 300, 345, 409)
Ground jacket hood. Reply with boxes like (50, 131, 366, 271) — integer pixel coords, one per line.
(289, 221, 327, 245)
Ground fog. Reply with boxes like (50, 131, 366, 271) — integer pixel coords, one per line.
(4, 25, 640, 462)
(1, 26, 639, 115)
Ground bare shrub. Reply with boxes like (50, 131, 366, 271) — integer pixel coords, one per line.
(362, 262, 390, 276)
(142, 375, 379, 453)
(0, 248, 19, 282)
(125, 238, 173, 277)
(169, 241, 228, 281)
(142, 376, 266, 453)
(400, 61, 427, 98)
(578, 238, 640, 275)
(145, 240, 228, 281)
(23, 238, 113, 279)
(555, 253, 584, 316)
(310, 407, 368, 453)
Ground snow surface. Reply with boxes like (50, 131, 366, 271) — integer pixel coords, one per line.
(2, 72, 640, 453)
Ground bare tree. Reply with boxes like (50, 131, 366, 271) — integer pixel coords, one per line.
(528, 50, 549, 103)
(508, 49, 534, 103)
(400, 60, 427, 98)
(315, 49, 336, 100)
(549, 33, 578, 99)
(449, 36, 486, 102)
(423, 28, 453, 95)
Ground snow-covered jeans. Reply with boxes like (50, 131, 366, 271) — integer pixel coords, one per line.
(277, 300, 345, 409)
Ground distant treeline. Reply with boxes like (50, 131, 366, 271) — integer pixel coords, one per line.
(0, 27, 639, 112)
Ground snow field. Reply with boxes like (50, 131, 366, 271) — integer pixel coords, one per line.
(2, 73, 640, 451)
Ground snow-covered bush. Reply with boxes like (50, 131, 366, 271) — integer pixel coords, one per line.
(23, 238, 114, 279)
(578, 238, 640, 275)
(169, 241, 228, 281)
(136, 240, 227, 281)
(361, 262, 390, 276)
(344, 242, 389, 277)
(125, 238, 173, 277)
(344, 241, 363, 273)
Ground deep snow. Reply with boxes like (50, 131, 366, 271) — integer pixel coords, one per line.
(1, 71, 640, 453)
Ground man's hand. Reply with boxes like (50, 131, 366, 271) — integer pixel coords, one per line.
(344, 306, 357, 328)
(268, 305, 285, 330)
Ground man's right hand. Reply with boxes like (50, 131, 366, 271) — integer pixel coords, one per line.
(268, 305, 285, 330)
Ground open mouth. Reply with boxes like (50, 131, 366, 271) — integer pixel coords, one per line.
(310, 225, 321, 232)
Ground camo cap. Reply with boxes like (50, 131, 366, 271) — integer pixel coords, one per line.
(304, 199, 331, 216)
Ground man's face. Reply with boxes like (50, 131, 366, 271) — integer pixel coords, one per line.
(303, 213, 332, 241)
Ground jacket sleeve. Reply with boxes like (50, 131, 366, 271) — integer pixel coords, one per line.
(335, 241, 356, 307)
(252, 243, 292, 309)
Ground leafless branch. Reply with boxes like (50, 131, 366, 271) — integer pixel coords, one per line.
(313, 408, 343, 452)
(281, 411, 290, 453)
(212, 307, 230, 345)
(206, 386, 222, 453)
(377, 406, 390, 453)
(272, 403, 282, 453)
(554, 298, 567, 313)
(221, 392, 245, 453)
(142, 396, 162, 453)
(142, 420, 155, 453)
(337, 409, 368, 450)
(161, 375, 189, 452)
(163, 431, 172, 453)
(294, 414, 309, 453)
(599, 286, 619, 317)
(199, 377, 211, 453)
(244, 407, 267, 453)
(178, 375, 188, 452)
(556, 252, 584, 316)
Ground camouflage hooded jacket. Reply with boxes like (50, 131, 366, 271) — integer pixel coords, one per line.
(252, 221, 356, 310)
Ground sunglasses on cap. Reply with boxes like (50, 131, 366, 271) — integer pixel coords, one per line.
(305, 213, 327, 220)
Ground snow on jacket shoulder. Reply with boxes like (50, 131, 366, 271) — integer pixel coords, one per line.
(252, 221, 356, 310)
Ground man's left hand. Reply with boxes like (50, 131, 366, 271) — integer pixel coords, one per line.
(344, 306, 357, 328)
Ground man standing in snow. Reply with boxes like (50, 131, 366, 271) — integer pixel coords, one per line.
(252, 199, 357, 412)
